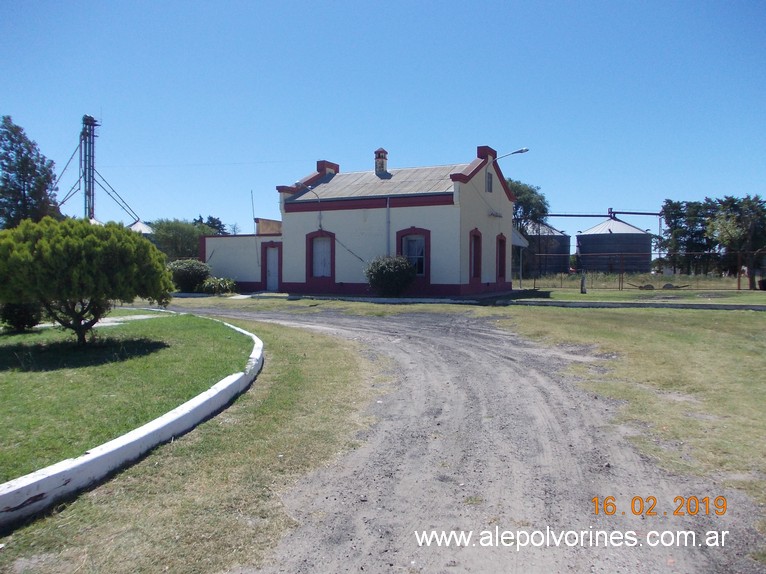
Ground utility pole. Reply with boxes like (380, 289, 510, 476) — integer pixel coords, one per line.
(80, 115, 99, 220)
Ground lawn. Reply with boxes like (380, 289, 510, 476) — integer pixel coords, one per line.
(0, 319, 379, 573)
(1, 299, 763, 571)
(0, 312, 254, 482)
(499, 306, 766, 505)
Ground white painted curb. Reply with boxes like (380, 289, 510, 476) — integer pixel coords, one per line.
(0, 319, 263, 530)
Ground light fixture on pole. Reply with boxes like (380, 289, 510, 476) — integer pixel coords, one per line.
(490, 146, 530, 289)
(495, 147, 529, 161)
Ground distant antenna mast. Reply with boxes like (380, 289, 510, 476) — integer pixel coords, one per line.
(80, 115, 99, 219)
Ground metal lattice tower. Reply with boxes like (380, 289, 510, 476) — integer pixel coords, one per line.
(80, 115, 99, 220)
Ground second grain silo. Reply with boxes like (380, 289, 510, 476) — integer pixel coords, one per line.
(527, 222, 571, 275)
(577, 217, 652, 273)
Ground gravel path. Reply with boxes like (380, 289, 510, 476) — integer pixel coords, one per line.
(187, 309, 762, 574)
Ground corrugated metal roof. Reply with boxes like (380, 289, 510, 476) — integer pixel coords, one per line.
(287, 164, 467, 201)
(528, 222, 568, 236)
(580, 218, 650, 235)
(129, 220, 154, 234)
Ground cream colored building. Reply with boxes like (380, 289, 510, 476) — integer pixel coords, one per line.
(201, 146, 528, 296)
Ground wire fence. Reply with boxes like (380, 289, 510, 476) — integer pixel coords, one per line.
(513, 250, 766, 291)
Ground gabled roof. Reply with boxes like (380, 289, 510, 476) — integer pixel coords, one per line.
(287, 164, 466, 202)
(280, 146, 517, 204)
(129, 220, 154, 234)
(527, 222, 568, 236)
(580, 217, 650, 235)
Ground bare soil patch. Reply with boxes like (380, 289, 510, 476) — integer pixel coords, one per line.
(200, 309, 764, 574)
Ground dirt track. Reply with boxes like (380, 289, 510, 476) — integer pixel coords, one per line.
(198, 309, 763, 574)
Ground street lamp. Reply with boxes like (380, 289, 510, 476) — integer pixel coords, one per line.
(493, 147, 530, 288)
(294, 181, 322, 230)
(495, 147, 529, 161)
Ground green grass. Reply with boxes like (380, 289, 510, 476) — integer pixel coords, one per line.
(2, 298, 763, 570)
(0, 320, 383, 574)
(509, 287, 766, 304)
(498, 306, 766, 503)
(526, 271, 752, 291)
(0, 312, 253, 482)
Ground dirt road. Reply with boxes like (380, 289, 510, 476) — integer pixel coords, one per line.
(200, 309, 762, 574)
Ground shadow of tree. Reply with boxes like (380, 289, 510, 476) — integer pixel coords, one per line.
(0, 336, 170, 372)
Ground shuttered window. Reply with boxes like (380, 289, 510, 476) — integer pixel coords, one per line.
(312, 236, 331, 278)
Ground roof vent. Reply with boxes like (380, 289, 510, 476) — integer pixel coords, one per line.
(374, 148, 388, 178)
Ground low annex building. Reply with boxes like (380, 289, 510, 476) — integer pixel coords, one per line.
(201, 146, 527, 296)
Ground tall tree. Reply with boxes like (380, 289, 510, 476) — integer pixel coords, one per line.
(193, 214, 228, 235)
(659, 199, 717, 274)
(706, 195, 766, 289)
(0, 116, 63, 229)
(0, 217, 173, 344)
(508, 179, 549, 234)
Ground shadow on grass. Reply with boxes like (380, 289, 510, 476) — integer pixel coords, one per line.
(0, 336, 170, 372)
(493, 289, 552, 302)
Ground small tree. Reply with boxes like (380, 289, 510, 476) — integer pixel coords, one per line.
(0, 217, 174, 345)
(364, 255, 417, 297)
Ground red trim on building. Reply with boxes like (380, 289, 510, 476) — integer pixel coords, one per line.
(233, 281, 263, 293)
(469, 228, 482, 284)
(280, 281, 514, 297)
(449, 146, 517, 203)
(496, 233, 507, 282)
(305, 229, 336, 291)
(277, 160, 340, 196)
(450, 157, 486, 183)
(260, 240, 283, 292)
(396, 226, 431, 294)
(492, 162, 517, 202)
(198, 235, 207, 261)
(476, 145, 497, 160)
(284, 193, 453, 213)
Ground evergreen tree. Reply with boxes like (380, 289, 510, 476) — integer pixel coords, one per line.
(0, 217, 173, 344)
(0, 116, 63, 229)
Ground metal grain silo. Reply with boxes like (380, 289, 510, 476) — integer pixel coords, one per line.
(576, 218, 652, 273)
(527, 222, 571, 274)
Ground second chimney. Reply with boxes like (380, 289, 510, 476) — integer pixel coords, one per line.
(374, 148, 388, 177)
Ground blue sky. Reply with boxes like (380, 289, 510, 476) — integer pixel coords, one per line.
(3, 0, 764, 241)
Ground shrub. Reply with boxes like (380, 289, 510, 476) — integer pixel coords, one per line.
(199, 276, 237, 295)
(364, 255, 417, 297)
(1, 302, 43, 332)
(168, 259, 211, 292)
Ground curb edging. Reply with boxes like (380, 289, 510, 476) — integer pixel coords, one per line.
(0, 319, 263, 530)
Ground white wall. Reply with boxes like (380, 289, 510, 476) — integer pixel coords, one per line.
(281, 203, 461, 285)
(205, 235, 263, 283)
(457, 164, 515, 283)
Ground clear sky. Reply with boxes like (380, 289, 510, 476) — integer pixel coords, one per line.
(3, 0, 764, 241)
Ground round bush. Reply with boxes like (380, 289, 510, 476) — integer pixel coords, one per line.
(1, 302, 43, 332)
(167, 259, 211, 292)
(199, 276, 237, 295)
(364, 255, 417, 297)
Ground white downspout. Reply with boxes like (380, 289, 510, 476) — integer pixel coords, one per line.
(386, 196, 391, 256)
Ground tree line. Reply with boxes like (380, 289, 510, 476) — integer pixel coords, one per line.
(659, 197, 766, 289)
(508, 178, 765, 288)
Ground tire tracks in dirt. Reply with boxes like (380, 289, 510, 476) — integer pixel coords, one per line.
(197, 309, 763, 574)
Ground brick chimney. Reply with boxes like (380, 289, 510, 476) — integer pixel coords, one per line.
(375, 148, 388, 177)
